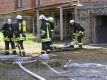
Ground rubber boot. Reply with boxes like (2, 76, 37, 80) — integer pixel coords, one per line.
(22, 51, 25, 57)
(19, 50, 22, 56)
(4, 51, 9, 55)
(79, 45, 82, 48)
(13, 51, 17, 55)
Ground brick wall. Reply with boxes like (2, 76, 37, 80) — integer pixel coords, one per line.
(0, 0, 34, 14)
(23, 0, 33, 9)
(41, 0, 107, 6)
(80, 0, 107, 4)
(42, 0, 71, 6)
(0, 0, 15, 13)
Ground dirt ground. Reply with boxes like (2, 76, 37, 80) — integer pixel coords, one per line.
(0, 45, 107, 80)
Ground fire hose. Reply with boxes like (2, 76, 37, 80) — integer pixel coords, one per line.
(15, 59, 46, 80)
(39, 60, 75, 80)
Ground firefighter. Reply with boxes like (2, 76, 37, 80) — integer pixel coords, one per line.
(2, 19, 16, 55)
(70, 20, 85, 48)
(39, 15, 52, 54)
(47, 17, 54, 52)
(14, 15, 26, 56)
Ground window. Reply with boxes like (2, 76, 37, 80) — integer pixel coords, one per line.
(16, 0, 23, 9)
(32, 0, 36, 7)
(36, 0, 42, 7)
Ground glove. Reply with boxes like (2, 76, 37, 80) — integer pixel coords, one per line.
(79, 31, 84, 35)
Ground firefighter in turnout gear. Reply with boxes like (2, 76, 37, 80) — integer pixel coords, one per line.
(47, 17, 54, 52)
(14, 15, 26, 56)
(70, 20, 85, 48)
(2, 19, 16, 55)
(39, 15, 52, 54)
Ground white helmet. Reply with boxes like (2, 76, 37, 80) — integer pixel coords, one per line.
(39, 15, 46, 20)
(70, 19, 75, 24)
(7, 19, 12, 24)
(16, 15, 22, 19)
(45, 18, 49, 21)
(48, 17, 54, 22)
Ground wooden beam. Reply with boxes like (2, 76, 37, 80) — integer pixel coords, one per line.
(36, 10, 40, 39)
(60, 7, 63, 40)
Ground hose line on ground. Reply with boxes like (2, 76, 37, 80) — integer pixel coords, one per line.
(15, 60, 46, 80)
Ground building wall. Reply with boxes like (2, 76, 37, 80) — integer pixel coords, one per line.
(0, 0, 35, 14)
(0, 0, 15, 13)
(22, 0, 33, 9)
(42, 0, 71, 6)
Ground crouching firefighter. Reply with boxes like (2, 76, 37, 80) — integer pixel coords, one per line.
(39, 15, 52, 54)
(14, 15, 26, 56)
(2, 19, 17, 55)
(70, 20, 85, 48)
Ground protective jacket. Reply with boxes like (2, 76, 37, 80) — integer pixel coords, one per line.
(71, 22, 85, 48)
(2, 23, 15, 41)
(73, 22, 85, 34)
(14, 20, 26, 41)
(40, 20, 52, 42)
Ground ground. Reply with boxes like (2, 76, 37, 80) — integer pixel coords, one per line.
(0, 43, 107, 80)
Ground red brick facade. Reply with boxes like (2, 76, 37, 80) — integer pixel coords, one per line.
(0, 0, 106, 14)
(42, 0, 107, 6)
(22, 0, 33, 9)
(0, 0, 15, 13)
(42, 0, 71, 6)
(0, 0, 34, 14)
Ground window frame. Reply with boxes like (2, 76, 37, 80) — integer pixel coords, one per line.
(16, 0, 23, 9)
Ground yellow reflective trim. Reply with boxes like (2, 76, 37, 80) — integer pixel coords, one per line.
(41, 38, 51, 42)
(3, 37, 10, 41)
(21, 49, 25, 52)
(41, 50, 46, 53)
(12, 49, 16, 51)
(51, 30, 53, 32)
(73, 33, 77, 35)
(79, 31, 84, 35)
(5, 50, 9, 52)
(42, 31, 45, 33)
(47, 24, 49, 39)
(19, 23, 22, 31)
(79, 43, 83, 45)
(11, 38, 15, 41)
(15, 37, 25, 41)
(50, 45, 53, 47)
(47, 49, 50, 51)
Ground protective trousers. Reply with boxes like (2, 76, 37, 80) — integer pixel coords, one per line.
(77, 35, 83, 48)
(41, 41, 51, 54)
(16, 40, 25, 56)
(5, 41, 16, 55)
(73, 32, 83, 48)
